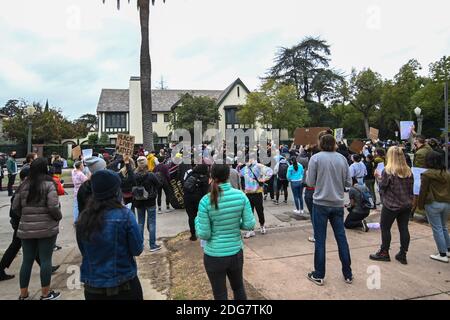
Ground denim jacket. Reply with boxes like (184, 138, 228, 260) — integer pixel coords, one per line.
(77, 207, 144, 288)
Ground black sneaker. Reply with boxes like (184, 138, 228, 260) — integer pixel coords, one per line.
(51, 265, 60, 274)
(369, 249, 391, 262)
(344, 276, 353, 284)
(263, 195, 267, 201)
(18, 295, 30, 300)
(40, 290, 61, 300)
(189, 235, 197, 241)
(0, 270, 15, 282)
(395, 251, 408, 265)
(53, 245, 62, 252)
(307, 272, 324, 286)
(283, 200, 288, 204)
(150, 245, 162, 253)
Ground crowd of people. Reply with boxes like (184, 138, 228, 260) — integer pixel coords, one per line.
(0, 130, 449, 300)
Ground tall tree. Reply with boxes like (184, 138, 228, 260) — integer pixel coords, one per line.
(347, 68, 383, 138)
(169, 94, 221, 134)
(104, 0, 166, 150)
(267, 36, 338, 102)
(238, 80, 309, 137)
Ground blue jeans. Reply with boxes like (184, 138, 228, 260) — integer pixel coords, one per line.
(290, 181, 304, 211)
(425, 202, 450, 254)
(136, 206, 157, 249)
(312, 204, 352, 279)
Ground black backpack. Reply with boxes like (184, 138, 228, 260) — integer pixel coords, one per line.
(133, 173, 157, 201)
(278, 163, 289, 180)
(184, 173, 201, 194)
(354, 184, 375, 209)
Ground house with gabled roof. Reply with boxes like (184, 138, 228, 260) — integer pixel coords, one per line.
(96, 77, 253, 145)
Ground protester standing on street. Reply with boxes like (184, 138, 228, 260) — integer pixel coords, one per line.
(51, 155, 64, 179)
(76, 170, 144, 300)
(370, 146, 414, 265)
(363, 154, 377, 208)
(183, 164, 210, 241)
(118, 155, 136, 210)
(72, 161, 88, 223)
(133, 156, 162, 252)
(274, 156, 290, 205)
(13, 158, 62, 300)
(306, 134, 353, 286)
(6, 151, 18, 197)
(287, 157, 305, 214)
(153, 161, 172, 214)
(417, 151, 450, 263)
(195, 164, 255, 300)
(349, 154, 367, 185)
(240, 156, 273, 238)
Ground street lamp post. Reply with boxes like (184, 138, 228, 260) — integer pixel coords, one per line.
(26, 105, 36, 153)
(414, 107, 423, 136)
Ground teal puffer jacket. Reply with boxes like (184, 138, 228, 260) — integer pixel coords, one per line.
(195, 183, 256, 257)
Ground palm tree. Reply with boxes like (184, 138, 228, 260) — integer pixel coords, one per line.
(103, 0, 165, 151)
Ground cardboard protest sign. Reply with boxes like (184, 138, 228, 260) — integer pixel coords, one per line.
(334, 128, 344, 142)
(349, 140, 364, 154)
(412, 167, 427, 196)
(72, 146, 81, 160)
(116, 133, 135, 156)
(294, 127, 331, 146)
(82, 149, 93, 159)
(369, 127, 379, 143)
(400, 121, 414, 140)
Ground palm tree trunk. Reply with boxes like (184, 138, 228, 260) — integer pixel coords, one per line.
(139, 0, 154, 150)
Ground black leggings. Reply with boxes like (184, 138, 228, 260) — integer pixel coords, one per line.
(84, 277, 143, 300)
(380, 206, 411, 252)
(157, 186, 170, 208)
(204, 250, 247, 300)
(345, 209, 370, 229)
(20, 236, 56, 288)
(246, 193, 265, 226)
(185, 197, 201, 237)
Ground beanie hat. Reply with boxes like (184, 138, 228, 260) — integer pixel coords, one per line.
(91, 170, 121, 200)
(137, 156, 148, 169)
(85, 157, 107, 174)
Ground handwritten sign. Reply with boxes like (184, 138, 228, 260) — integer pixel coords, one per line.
(369, 127, 379, 143)
(116, 133, 135, 156)
(335, 128, 344, 142)
(400, 121, 414, 140)
(72, 146, 81, 160)
(349, 140, 364, 154)
(412, 167, 427, 196)
(82, 149, 93, 159)
(294, 127, 331, 146)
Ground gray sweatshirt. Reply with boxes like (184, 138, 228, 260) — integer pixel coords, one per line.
(306, 151, 352, 207)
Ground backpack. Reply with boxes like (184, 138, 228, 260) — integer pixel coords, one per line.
(132, 173, 157, 201)
(355, 185, 375, 209)
(184, 174, 201, 194)
(278, 163, 289, 180)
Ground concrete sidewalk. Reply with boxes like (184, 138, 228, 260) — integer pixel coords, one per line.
(0, 190, 448, 300)
(242, 221, 450, 300)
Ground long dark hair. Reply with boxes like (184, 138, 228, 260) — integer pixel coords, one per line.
(193, 164, 209, 176)
(210, 164, 230, 210)
(76, 197, 123, 241)
(26, 157, 54, 204)
(291, 157, 298, 171)
(425, 151, 446, 172)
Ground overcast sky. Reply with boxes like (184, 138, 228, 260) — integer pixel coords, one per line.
(0, 0, 449, 120)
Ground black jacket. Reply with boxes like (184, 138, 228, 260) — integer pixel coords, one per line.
(119, 164, 136, 193)
(77, 180, 92, 214)
(132, 172, 161, 209)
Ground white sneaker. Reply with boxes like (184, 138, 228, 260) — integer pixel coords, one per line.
(300, 210, 304, 215)
(293, 209, 300, 214)
(260, 226, 267, 235)
(430, 254, 449, 263)
(244, 231, 256, 239)
(447, 251, 450, 257)
(308, 236, 315, 243)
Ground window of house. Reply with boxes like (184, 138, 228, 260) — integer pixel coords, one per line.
(164, 114, 170, 122)
(152, 114, 158, 123)
(225, 107, 238, 128)
(105, 113, 126, 129)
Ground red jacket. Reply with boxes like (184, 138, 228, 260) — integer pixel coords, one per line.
(52, 176, 65, 196)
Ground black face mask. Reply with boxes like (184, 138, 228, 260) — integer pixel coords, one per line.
(12, 154, 16, 158)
